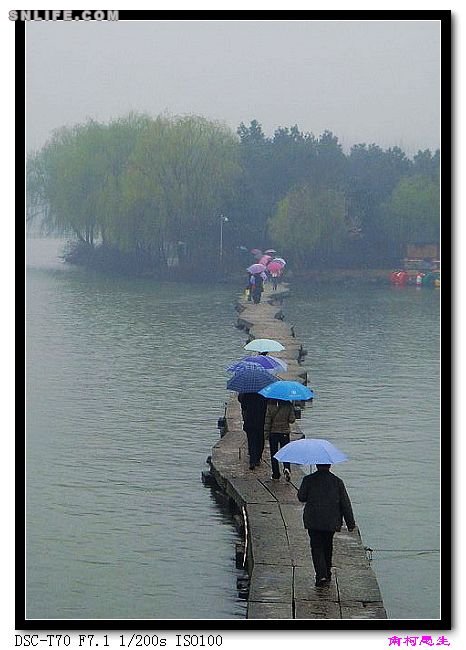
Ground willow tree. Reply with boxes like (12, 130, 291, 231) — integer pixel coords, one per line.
(126, 115, 241, 266)
(269, 184, 347, 268)
(26, 121, 112, 244)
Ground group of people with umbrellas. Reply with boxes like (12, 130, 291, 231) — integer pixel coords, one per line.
(225, 336, 356, 587)
(246, 248, 287, 302)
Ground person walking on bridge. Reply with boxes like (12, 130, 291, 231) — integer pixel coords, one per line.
(297, 464, 355, 587)
(238, 391, 268, 470)
(251, 273, 264, 304)
(264, 398, 296, 481)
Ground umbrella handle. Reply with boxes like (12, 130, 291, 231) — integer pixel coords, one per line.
(224, 401, 228, 418)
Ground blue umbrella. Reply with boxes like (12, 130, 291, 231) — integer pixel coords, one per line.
(226, 363, 279, 393)
(244, 338, 285, 353)
(226, 355, 285, 374)
(259, 380, 314, 401)
(274, 438, 348, 465)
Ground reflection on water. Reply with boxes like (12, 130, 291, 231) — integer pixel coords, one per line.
(26, 239, 440, 620)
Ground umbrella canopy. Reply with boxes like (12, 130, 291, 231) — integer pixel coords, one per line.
(267, 355, 288, 371)
(274, 438, 348, 465)
(247, 263, 267, 274)
(267, 261, 284, 274)
(259, 380, 314, 401)
(244, 338, 285, 353)
(272, 257, 286, 266)
(250, 248, 262, 255)
(259, 254, 273, 266)
(226, 363, 278, 393)
(227, 355, 286, 374)
(264, 249, 277, 254)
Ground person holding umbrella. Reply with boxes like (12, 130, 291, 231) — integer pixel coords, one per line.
(297, 459, 356, 587)
(227, 363, 277, 470)
(238, 391, 268, 470)
(251, 272, 264, 304)
(263, 398, 296, 481)
(259, 381, 314, 481)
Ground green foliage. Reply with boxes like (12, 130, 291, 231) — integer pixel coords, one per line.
(27, 112, 441, 274)
(269, 185, 347, 267)
(379, 175, 440, 254)
(27, 113, 240, 271)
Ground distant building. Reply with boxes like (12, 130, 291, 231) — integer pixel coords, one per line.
(403, 242, 440, 272)
(405, 242, 439, 260)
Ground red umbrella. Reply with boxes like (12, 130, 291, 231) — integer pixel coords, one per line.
(267, 261, 283, 274)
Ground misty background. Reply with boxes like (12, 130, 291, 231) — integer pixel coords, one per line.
(26, 19, 441, 154)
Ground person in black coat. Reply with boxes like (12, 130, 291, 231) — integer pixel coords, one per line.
(297, 464, 356, 586)
(238, 392, 268, 469)
(251, 273, 264, 304)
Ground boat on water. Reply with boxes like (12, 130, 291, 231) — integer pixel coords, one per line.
(390, 259, 440, 288)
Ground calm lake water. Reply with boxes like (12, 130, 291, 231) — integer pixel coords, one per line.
(26, 238, 440, 620)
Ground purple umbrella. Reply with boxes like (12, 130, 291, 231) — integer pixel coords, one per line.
(227, 355, 285, 374)
(247, 263, 267, 274)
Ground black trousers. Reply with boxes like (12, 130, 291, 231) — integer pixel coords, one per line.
(245, 427, 264, 465)
(269, 432, 291, 478)
(308, 529, 335, 581)
(252, 288, 262, 304)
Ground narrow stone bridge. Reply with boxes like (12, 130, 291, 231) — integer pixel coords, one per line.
(208, 283, 387, 620)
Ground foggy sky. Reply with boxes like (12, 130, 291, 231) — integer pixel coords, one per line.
(26, 19, 441, 155)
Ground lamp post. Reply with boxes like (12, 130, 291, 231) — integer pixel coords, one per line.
(219, 214, 229, 263)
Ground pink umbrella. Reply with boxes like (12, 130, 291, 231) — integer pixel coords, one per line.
(267, 261, 284, 274)
(251, 248, 262, 255)
(247, 263, 267, 274)
(259, 254, 273, 266)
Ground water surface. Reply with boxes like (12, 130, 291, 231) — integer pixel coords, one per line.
(26, 239, 440, 620)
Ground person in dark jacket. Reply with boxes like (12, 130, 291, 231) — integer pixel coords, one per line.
(251, 273, 264, 304)
(246, 273, 253, 301)
(238, 392, 268, 469)
(297, 464, 356, 586)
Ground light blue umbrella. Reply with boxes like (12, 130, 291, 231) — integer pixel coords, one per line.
(226, 363, 279, 393)
(259, 380, 314, 401)
(244, 338, 285, 353)
(226, 355, 285, 374)
(274, 438, 348, 465)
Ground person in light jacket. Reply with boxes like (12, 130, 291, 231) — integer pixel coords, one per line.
(297, 464, 356, 587)
(263, 398, 296, 481)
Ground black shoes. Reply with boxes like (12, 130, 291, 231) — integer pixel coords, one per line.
(315, 577, 329, 587)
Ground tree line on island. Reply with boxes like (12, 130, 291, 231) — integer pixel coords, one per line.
(27, 113, 440, 277)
